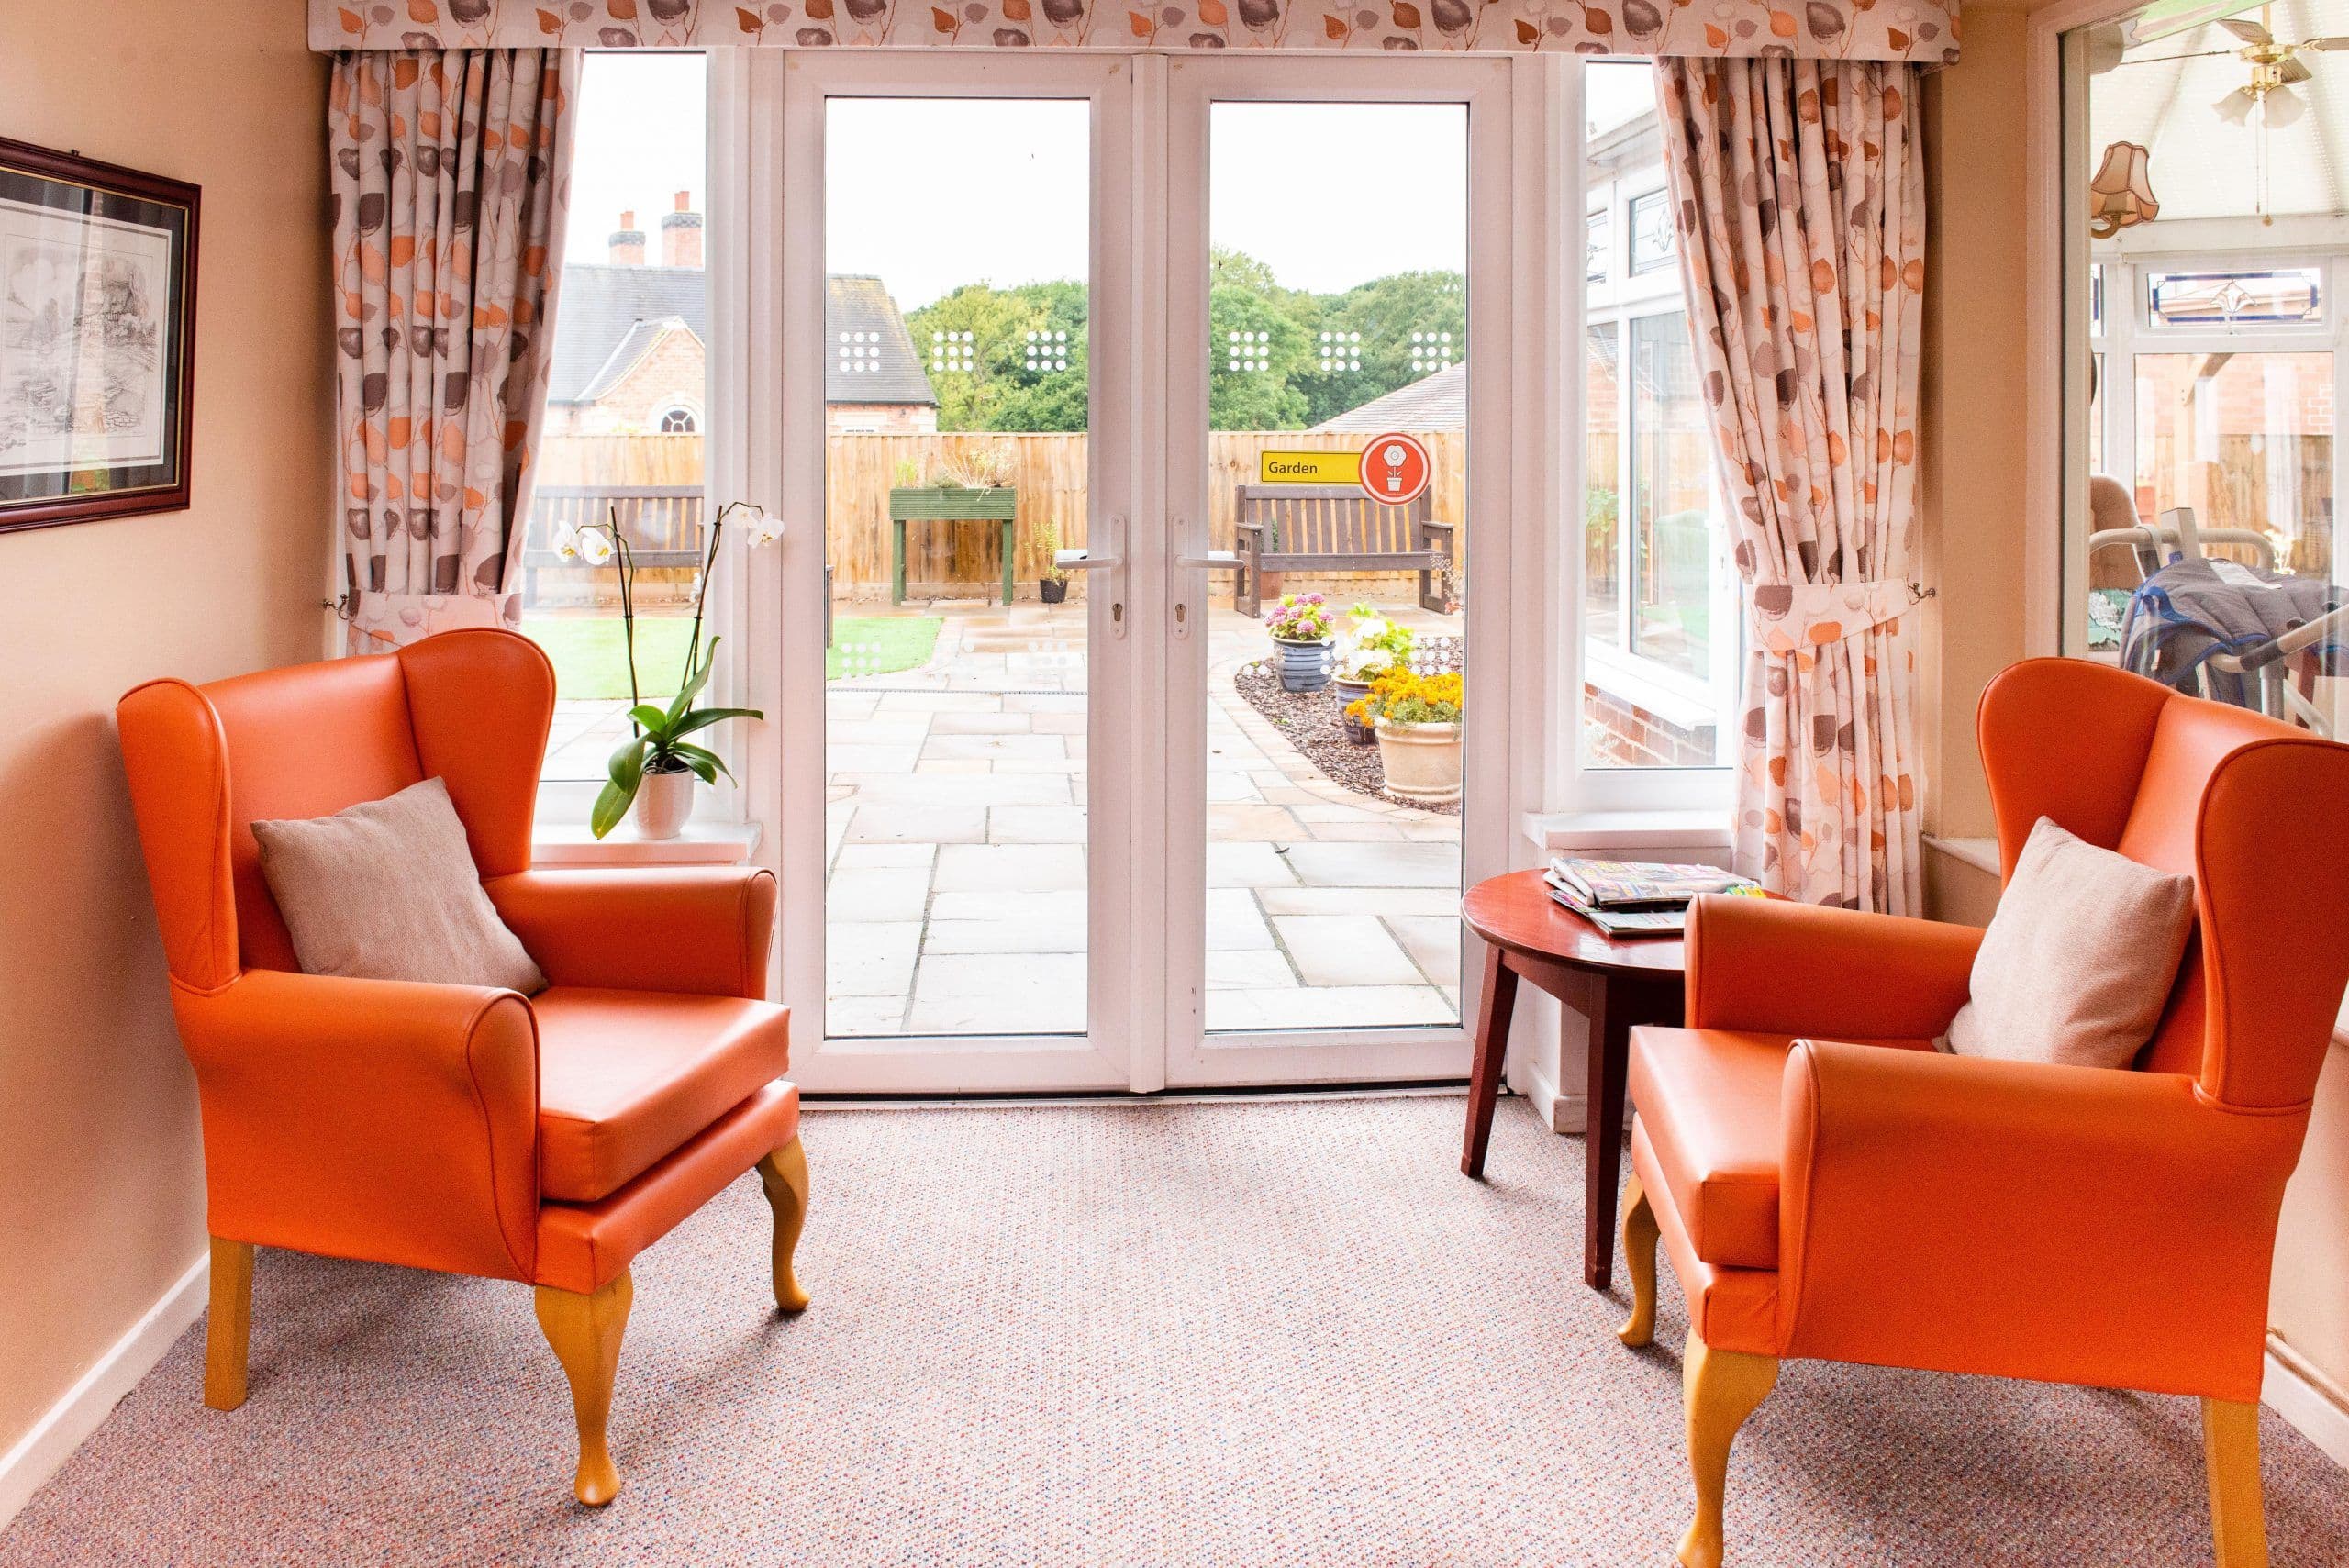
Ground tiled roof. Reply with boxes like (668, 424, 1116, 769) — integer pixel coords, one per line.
(550, 263, 937, 408)
(1311, 361, 1467, 432)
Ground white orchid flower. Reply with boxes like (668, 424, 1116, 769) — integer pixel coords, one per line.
(577, 528, 617, 566)
(744, 511, 785, 549)
(551, 522, 582, 562)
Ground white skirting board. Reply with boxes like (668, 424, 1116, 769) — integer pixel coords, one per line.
(0, 1250, 208, 1532)
(2266, 1336, 2349, 1471)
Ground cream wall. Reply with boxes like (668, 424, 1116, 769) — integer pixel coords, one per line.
(1921, 0, 2349, 1442)
(0, 1, 331, 1465)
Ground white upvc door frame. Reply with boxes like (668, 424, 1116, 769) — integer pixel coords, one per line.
(1159, 54, 1518, 1087)
(774, 52, 1144, 1094)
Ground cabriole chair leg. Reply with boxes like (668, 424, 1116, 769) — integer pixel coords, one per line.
(534, 1272, 633, 1507)
(756, 1137, 812, 1314)
(1678, 1329, 1779, 1568)
(204, 1239, 254, 1411)
(1618, 1173, 1659, 1349)
(2202, 1397, 2269, 1568)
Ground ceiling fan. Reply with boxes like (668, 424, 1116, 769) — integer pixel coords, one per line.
(2096, 6, 2349, 223)
(2208, 8, 2349, 128)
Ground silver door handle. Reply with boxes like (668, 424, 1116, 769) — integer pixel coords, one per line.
(1054, 549, 1122, 570)
(1066, 515, 1126, 639)
(1174, 551, 1241, 570)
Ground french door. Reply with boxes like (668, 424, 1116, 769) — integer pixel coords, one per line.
(770, 52, 1514, 1093)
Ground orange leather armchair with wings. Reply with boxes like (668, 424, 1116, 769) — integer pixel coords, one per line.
(1614, 659, 2349, 1568)
(117, 628, 807, 1507)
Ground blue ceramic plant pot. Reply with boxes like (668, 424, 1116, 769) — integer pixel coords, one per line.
(1274, 637, 1334, 693)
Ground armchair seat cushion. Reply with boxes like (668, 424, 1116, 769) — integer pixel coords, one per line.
(1631, 1026, 1938, 1270)
(534, 988, 791, 1203)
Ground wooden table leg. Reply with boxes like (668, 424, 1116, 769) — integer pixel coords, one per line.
(1001, 517, 1016, 606)
(1461, 943, 1518, 1179)
(1584, 977, 1634, 1291)
(892, 517, 907, 606)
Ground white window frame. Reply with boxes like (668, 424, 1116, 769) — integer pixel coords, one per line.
(1554, 71, 1738, 811)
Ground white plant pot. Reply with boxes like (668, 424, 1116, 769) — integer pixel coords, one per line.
(1374, 720, 1464, 805)
(633, 766, 697, 840)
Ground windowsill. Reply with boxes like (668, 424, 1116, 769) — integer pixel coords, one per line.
(1924, 834, 2000, 877)
(1520, 807, 1731, 852)
(531, 781, 762, 867)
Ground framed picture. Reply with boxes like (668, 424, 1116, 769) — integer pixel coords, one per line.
(0, 138, 198, 534)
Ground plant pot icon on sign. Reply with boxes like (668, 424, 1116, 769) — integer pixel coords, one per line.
(1358, 431, 1431, 508)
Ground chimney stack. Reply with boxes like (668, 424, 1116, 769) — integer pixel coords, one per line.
(608, 210, 645, 266)
(661, 189, 703, 270)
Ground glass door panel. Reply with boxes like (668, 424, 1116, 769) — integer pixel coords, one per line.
(779, 56, 1136, 1095)
(1164, 59, 1509, 1085)
(821, 95, 1095, 1042)
(1199, 97, 1469, 1037)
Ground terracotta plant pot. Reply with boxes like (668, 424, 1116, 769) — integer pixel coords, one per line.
(1272, 637, 1334, 693)
(1374, 719, 1463, 805)
(633, 765, 697, 840)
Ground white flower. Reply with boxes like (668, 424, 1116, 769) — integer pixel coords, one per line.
(577, 528, 617, 566)
(743, 510, 785, 549)
(551, 522, 582, 562)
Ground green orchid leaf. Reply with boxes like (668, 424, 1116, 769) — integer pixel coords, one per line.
(590, 777, 634, 839)
(666, 635, 720, 725)
(669, 740, 736, 784)
(667, 705, 764, 740)
(628, 703, 673, 738)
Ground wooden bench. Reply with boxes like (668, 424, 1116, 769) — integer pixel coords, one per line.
(1232, 484, 1456, 617)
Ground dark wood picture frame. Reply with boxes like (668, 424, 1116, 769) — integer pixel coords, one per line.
(0, 137, 199, 535)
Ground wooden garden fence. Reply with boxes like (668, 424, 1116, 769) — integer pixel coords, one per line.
(529, 428, 1468, 606)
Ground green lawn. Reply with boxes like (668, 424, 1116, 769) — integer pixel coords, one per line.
(523, 615, 941, 700)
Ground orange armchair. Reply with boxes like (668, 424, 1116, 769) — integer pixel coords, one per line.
(116, 628, 806, 1506)
(1616, 658, 2349, 1568)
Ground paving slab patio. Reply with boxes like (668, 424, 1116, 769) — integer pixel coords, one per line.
(822, 597, 1467, 1039)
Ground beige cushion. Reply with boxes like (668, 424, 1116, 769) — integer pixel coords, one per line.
(1943, 817, 2193, 1069)
(251, 777, 545, 995)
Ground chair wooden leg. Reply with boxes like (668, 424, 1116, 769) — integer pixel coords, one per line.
(1678, 1329, 1779, 1568)
(534, 1273, 633, 1507)
(755, 1138, 812, 1313)
(2203, 1397, 2269, 1568)
(203, 1239, 254, 1411)
(1618, 1174, 1659, 1349)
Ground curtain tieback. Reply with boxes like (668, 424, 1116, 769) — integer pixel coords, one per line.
(1747, 579, 1928, 652)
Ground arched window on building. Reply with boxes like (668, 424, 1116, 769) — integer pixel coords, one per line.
(654, 404, 698, 435)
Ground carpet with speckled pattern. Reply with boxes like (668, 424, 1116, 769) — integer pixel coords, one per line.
(6, 1095, 2346, 1565)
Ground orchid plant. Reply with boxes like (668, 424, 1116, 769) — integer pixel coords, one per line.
(551, 499, 785, 838)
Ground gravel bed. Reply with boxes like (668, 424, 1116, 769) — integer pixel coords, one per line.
(1230, 660, 1462, 817)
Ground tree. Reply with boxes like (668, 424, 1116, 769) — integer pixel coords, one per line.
(896, 256, 1468, 435)
(905, 280, 1089, 433)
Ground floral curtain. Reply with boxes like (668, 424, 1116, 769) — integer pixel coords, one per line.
(1655, 57, 1927, 913)
(313, 0, 1957, 61)
(329, 49, 574, 653)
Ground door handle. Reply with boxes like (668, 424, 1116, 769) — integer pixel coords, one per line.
(1173, 550, 1240, 570)
(1062, 515, 1126, 639)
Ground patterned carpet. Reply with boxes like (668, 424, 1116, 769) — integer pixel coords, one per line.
(8, 1095, 2349, 1566)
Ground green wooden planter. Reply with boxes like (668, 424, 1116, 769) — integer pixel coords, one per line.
(888, 486, 1020, 606)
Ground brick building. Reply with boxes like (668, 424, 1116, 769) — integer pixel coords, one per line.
(547, 191, 938, 437)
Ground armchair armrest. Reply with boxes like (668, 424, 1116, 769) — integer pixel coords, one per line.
(173, 969, 540, 1283)
(486, 867, 777, 999)
(1685, 895, 1980, 1038)
(1235, 519, 1265, 552)
(1418, 518, 1457, 540)
(1777, 1040, 2300, 1398)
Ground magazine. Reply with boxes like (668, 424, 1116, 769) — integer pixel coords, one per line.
(1545, 884, 1687, 938)
(1546, 857, 1756, 909)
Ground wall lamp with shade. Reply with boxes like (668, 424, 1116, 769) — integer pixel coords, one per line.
(2087, 140, 2160, 238)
